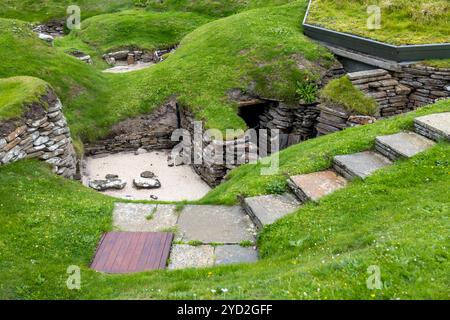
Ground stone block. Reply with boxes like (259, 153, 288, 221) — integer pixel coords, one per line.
(288, 170, 347, 203)
(333, 151, 392, 180)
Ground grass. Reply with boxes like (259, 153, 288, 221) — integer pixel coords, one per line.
(307, 0, 450, 45)
(0, 0, 135, 22)
(0, 101, 448, 299)
(319, 76, 378, 116)
(422, 59, 450, 69)
(142, 0, 298, 17)
(1, 1, 335, 143)
(0, 76, 49, 121)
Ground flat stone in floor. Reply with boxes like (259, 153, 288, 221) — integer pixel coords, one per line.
(215, 245, 258, 266)
(168, 245, 215, 270)
(242, 194, 301, 229)
(168, 244, 258, 269)
(113, 203, 178, 232)
(176, 205, 256, 243)
(288, 170, 347, 202)
(91, 232, 173, 274)
(333, 151, 392, 180)
(375, 132, 435, 160)
(414, 112, 450, 141)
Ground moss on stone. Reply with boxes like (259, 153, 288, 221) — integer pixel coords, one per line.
(320, 76, 378, 116)
(0, 76, 50, 121)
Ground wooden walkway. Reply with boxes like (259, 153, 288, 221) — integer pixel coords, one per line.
(91, 232, 173, 274)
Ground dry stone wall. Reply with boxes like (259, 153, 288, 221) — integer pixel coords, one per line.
(180, 110, 257, 187)
(394, 64, 450, 108)
(84, 99, 179, 155)
(348, 69, 411, 117)
(0, 90, 77, 178)
(315, 65, 450, 136)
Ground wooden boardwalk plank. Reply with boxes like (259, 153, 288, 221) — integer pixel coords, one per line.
(90, 232, 173, 274)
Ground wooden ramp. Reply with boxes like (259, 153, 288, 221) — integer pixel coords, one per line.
(91, 232, 173, 274)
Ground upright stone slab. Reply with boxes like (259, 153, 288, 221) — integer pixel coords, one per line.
(242, 194, 301, 229)
(414, 112, 450, 141)
(215, 245, 258, 265)
(333, 151, 392, 180)
(375, 132, 435, 160)
(288, 170, 347, 203)
(176, 205, 256, 243)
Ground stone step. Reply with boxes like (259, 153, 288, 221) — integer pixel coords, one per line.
(176, 205, 256, 244)
(414, 112, 450, 141)
(242, 193, 301, 229)
(375, 132, 436, 161)
(288, 170, 348, 203)
(333, 151, 392, 180)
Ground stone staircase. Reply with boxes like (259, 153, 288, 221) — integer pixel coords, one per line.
(242, 112, 448, 230)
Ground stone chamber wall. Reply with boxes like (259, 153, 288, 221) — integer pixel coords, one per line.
(84, 98, 179, 155)
(179, 110, 258, 187)
(0, 90, 77, 178)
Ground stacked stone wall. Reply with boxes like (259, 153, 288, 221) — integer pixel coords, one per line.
(0, 90, 77, 178)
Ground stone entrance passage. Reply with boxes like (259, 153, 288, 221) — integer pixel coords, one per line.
(82, 150, 211, 201)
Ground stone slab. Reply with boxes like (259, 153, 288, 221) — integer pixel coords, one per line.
(176, 205, 256, 243)
(333, 151, 392, 180)
(288, 170, 348, 202)
(375, 132, 435, 160)
(113, 203, 178, 232)
(215, 245, 258, 266)
(414, 112, 450, 141)
(242, 194, 301, 229)
(168, 245, 215, 270)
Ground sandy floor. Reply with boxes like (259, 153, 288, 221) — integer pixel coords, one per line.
(103, 62, 154, 74)
(82, 150, 211, 201)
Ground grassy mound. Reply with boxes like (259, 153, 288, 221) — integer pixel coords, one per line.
(65, 9, 212, 53)
(0, 101, 448, 299)
(34, 1, 334, 141)
(0, 76, 49, 121)
(0, 0, 134, 22)
(307, 0, 450, 45)
(319, 76, 378, 116)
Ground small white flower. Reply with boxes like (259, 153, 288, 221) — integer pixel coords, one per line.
(221, 288, 229, 293)
(211, 289, 216, 293)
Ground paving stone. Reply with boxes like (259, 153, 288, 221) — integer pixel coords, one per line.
(347, 69, 388, 81)
(242, 194, 301, 229)
(113, 203, 178, 232)
(288, 171, 347, 203)
(168, 245, 215, 270)
(176, 205, 255, 243)
(375, 132, 435, 160)
(414, 112, 450, 141)
(333, 151, 392, 180)
(215, 245, 258, 266)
